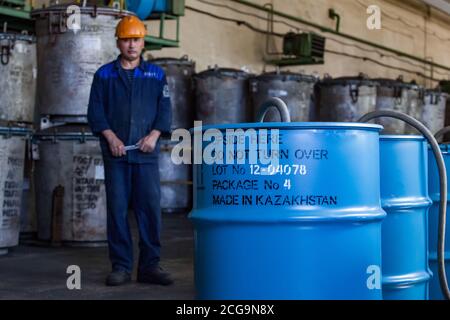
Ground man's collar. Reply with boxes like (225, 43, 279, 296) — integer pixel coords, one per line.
(114, 54, 146, 71)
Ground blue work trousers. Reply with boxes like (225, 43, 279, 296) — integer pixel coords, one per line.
(104, 161, 161, 274)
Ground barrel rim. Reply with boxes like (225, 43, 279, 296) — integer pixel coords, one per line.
(0, 126, 32, 136)
(429, 143, 450, 153)
(317, 76, 378, 87)
(372, 78, 422, 90)
(380, 135, 425, 141)
(424, 89, 449, 98)
(151, 57, 196, 67)
(189, 207, 386, 223)
(192, 122, 383, 132)
(250, 71, 317, 83)
(0, 32, 36, 42)
(31, 5, 135, 18)
(194, 68, 252, 79)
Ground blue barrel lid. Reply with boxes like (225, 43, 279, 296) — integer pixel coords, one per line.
(192, 122, 383, 132)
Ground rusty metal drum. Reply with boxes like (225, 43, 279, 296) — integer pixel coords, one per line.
(194, 67, 252, 125)
(315, 75, 378, 122)
(31, 5, 133, 123)
(34, 125, 107, 246)
(0, 126, 30, 255)
(0, 33, 37, 123)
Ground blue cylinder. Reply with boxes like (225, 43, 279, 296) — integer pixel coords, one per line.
(428, 144, 450, 300)
(127, 0, 168, 20)
(379, 136, 432, 300)
(189, 122, 385, 299)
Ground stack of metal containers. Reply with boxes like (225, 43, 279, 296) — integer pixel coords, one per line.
(0, 27, 35, 255)
(152, 56, 196, 213)
(30, 4, 132, 246)
(315, 74, 447, 135)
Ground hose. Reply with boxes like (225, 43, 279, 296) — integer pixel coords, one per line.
(434, 126, 450, 142)
(256, 97, 291, 123)
(358, 110, 450, 300)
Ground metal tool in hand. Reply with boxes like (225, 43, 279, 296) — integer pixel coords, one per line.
(124, 144, 140, 151)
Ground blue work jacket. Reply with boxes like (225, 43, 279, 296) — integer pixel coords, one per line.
(87, 55, 172, 163)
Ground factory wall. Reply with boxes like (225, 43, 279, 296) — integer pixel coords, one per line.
(147, 0, 450, 88)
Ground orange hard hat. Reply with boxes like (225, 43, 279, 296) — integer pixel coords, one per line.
(115, 16, 146, 39)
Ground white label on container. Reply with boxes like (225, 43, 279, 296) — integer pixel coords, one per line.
(95, 165, 105, 180)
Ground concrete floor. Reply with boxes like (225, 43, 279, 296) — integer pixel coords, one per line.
(0, 213, 195, 300)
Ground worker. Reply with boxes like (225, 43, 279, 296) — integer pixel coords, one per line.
(87, 15, 173, 286)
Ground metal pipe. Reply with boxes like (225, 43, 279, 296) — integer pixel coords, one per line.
(231, 0, 450, 72)
(328, 8, 340, 32)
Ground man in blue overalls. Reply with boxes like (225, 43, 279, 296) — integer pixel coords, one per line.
(87, 16, 173, 286)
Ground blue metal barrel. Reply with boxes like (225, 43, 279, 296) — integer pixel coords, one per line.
(127, 0, 168, 20)
(428, 144, 450, 300)
(380, 136, 432, 300)
(189, 122, 385, 299)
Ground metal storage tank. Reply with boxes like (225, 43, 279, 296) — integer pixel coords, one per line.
(193, 67, 252, 125)
(421, 91, 447, 135)
(159, 139, 192, 213)
(0, 126, 30, 255)
(374, 78, 413, 134)
(315, 75, 377, 122)
(403, 82, 423, 135)
(31, 5, 133, 126)
(380, 136, 432, 299)
(250, 71, 317, 122)
(34, 125, 107, 246)
(190, 122, 385, 299)
(0, 33, 37, 123)
(440, 81, 450, 141)
(152, 56, 195, 130)
(428, 143, 450, 300)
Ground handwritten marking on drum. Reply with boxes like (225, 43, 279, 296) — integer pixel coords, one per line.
(72, 155, 103, 219)
(2, 157, 23, 227)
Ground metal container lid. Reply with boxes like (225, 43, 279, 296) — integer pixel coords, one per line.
(424, 89, 449, 98)
(250, 71, 317, 83)
(0, 32, 35, 43)
(194, 67, 252, 79)
(192, 122, 383, 133)
(31, 4, 134, 18)
(373, 78, 421, 90)
(151, 55, 195, 68)
(34, 125, 97, 141)
(318, 74, 377, 87)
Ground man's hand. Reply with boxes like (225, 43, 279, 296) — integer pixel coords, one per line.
(102, 129, 126, 157)
(138, 130, 161, 153)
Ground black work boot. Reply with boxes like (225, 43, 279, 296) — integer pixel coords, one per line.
(137, 266, 174, 286)
(105, 270, 131, 286)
